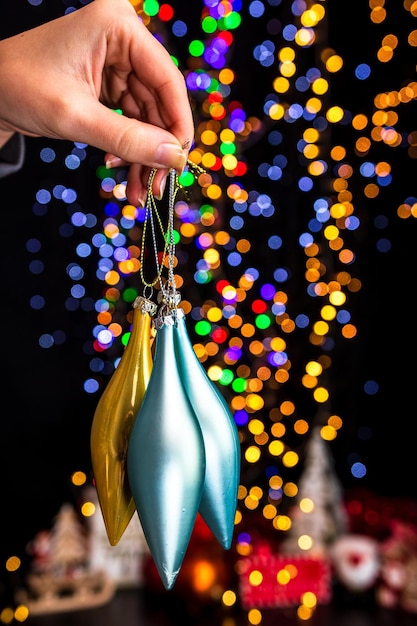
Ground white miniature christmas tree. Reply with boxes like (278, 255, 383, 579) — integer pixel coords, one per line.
(85, 485, 149, 588)
(46, 504, 89, 577)
(281, 425, 348, 555)
(18, 503, 115, 615)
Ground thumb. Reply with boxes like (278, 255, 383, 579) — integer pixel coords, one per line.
(71, 101, 188, 173)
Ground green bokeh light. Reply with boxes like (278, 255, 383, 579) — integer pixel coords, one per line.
(194, 320, 212, 336)
(202, 16, 217, 34)
(219, 369, 234, 385)
(255, 313, 272, 330)
(122, 288, 138, 303)
(143, 0, 159, 17)
(232, 378, 247, 393)
(165, 228, 180, 245)
(220, 12, 241, 30)
(178, 171, 195, 187)
(220, 142, 237, 155)
(121, 332, 130, 348)
(189, 39, 205, 57)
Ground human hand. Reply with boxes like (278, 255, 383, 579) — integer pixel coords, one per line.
(0, 0, 194, 205)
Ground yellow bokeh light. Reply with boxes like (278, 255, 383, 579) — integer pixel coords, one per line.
(245, 445, 261, 463)
(329, 290, 346, 305)
(6, 556, 21, 572)
(278, 46, 295, 61)
(222, 590, 237, 607)
(268, 440, 285, 456)
(306, 360, 322, 376)
(200, 129, 218, 145)
(201, 152, 217, 168)
(71, 471, 87, 486)
(203, 248, 220, 266)
(273, 76, 290, 93)
(207, 306, 222, 322)
(306, 97, 322, 113)
(269, 102, 285, 120)
(277, 568, 291, 585)
(280, 60, 296, 77)
(248, 608, 262, 625)
(224, 155, 239, 172)
(81, 501, 95, 517)
(312, 77, 328, 95)
(300, 497, 314, 513)
(207, 365, 223, 381)
(298, 534, 314, 551)
(248, 418, 265, 435)
(321, 424, 337, 441)
(14, 605, 29, 623)
(282, 450, 299, 467)
(284, 482, 298, 497)
(326, 106, 344, 123)
(302, 591, 318, 608)
(249, 570, 263, 586)
(326, 54, 343, 72)
(313, 320, 329, 336)
(313, 386, 329, 403)
(219, 68, 235, 85)
(295, 28, 316, 46)
(206, 183, 222, 200)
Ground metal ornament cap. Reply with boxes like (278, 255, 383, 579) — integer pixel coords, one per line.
(90, 298, 155, 546)
(127, 314, 206, 590)
(173, 311, 241, 549)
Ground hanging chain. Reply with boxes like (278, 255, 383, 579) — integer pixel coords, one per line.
(140, 159, 206, 314)
(139, 168, 169, 290)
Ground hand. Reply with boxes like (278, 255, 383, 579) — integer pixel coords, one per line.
(0, 0, 194, 205)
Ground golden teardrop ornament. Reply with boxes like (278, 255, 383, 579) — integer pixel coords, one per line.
(90, 295, 157, 546)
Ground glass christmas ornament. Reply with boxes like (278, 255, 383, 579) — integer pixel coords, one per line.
(173, 309, 240, 549)
(127, 312, 206, 590)
(90, 296, 157, 546)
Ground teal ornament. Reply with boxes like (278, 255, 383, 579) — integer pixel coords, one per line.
(127, 313, 206, 590)
(174, 309, 241, 550)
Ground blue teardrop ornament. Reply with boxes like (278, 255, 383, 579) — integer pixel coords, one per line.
(127, 313, 206, 590)
(173, 310, 241, 549)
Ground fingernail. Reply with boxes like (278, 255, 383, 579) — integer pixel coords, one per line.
(137, 194, 146, 208)
(155, 143, 187, 173)
(105, 156, 124, 169)
(156, 177, 167, 200)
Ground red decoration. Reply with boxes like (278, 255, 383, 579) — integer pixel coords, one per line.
(238, 551, 332, 609)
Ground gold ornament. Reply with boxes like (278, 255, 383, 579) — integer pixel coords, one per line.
(90, 296, 156, 545)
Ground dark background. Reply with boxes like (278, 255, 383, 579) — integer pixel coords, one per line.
(1, 0, 417, 615)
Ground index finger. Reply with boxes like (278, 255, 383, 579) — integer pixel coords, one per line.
(105, 1, 195, 147)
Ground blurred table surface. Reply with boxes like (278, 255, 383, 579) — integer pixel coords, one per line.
(24, 588, 417, 626)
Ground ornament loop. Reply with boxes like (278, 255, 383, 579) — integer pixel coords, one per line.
(133, 295, 158, 316)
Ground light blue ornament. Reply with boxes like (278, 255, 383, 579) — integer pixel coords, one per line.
(127, 314, 206, 590)
(173, 310, 241, 549)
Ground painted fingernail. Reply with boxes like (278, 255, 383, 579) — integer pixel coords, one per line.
(105, 156, 124, 169)
(156, 177, 167, 200)
(155, 143, 187, 173)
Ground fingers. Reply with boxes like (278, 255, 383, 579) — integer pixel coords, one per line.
(74, 97, 188, 168)
(102, 0, 195, 150)
(123, 163, 169, 207)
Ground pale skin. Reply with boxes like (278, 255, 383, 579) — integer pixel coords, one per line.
(0, 0, 194, 206)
